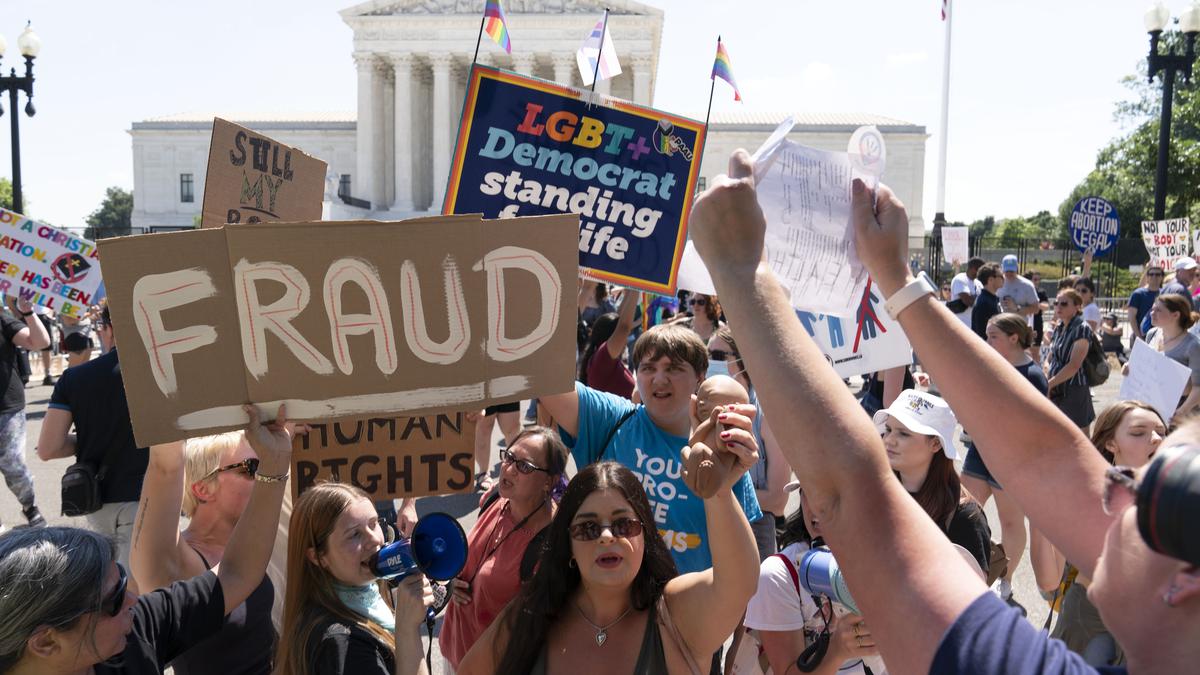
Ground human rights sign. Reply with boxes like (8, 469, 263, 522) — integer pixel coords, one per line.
(1069, 196, 1120, 255)
(444, 65, 705, 295)
(0, 208, 102, 318)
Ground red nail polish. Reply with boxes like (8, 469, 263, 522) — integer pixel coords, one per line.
(720, 431, 731, 439)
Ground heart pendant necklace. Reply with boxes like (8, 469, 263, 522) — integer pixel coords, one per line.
(575, 602, 633, 647)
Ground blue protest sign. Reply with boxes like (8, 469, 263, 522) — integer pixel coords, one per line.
(443, 65, 705, 295)
(1069, 196, 1120, 255)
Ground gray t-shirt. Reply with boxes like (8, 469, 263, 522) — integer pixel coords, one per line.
(1147, 327, 1200, 386)
(997, 276, 1040, 323)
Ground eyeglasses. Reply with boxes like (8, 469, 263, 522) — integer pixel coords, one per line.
(499, 448, 548, 475)
(103, 562, 128, 617)
(709, 349, 734, 361)
(569, 517, 644, 541)
(687, 298, 707, 306)
(1102, 465, 1139, 516)
(202, 458, 259, 480)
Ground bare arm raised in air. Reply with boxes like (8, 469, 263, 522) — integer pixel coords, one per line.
(688, 151, 986, 675)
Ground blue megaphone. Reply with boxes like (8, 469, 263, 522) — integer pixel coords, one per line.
(799, 547, 860, 614)
(369, 512, 468, 583)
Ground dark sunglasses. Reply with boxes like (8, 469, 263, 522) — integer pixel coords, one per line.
(1147, 271, 1165, 277)
(569, 517, 644, 541)
(103, 562, 128, 617)
(203, 457, 259, 480)
(687, 298, 707, 306)
(1055, 300, 1074, 307)
(709, 349, 734, 361)
(499, 448, 547, 475)
(1102, 465, 1139, 516)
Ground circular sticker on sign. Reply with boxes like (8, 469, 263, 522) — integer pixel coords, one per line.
(1069, 196, 1120, 255)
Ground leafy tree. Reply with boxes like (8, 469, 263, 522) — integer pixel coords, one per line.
(84, 187, 133, 240)
(0, 178, 12, 211)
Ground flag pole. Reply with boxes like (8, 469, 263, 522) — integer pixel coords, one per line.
(702, 36, 720, 130)
(590, 8, 609, 95)
(933, 1, 953, 231)
(472, 1, 487, 65)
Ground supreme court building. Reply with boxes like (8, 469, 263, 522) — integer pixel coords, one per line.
(130, 0, 927, 237)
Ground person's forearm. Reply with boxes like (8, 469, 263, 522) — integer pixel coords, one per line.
(130, 443, 188, 589)
(704, 490, 758, 599)
(1177, 385, 1200, 418)
(395, 629, 429, 675)
(217, 457, 288, 613)
(871, 279, 1109, 574)
(22, 313, 50, 350)
(36, 434, 76, 460)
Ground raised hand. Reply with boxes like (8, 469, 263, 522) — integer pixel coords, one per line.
(689, 150, 767, 283)
(850, 179, 912, 296)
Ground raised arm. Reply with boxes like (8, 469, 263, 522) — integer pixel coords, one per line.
(130, 441, 196, 590)
(844, 181, 1112, 578)
(10, 298, 50, 351)
(216, 404, 294, 615)
(688, 151, 986, 674)
(604, 289, 639, 360)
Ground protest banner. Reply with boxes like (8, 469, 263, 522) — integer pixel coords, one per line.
(292, 411, 476, 499)
(443, 65, 704, 295)
(100, 213, 578, 447)
(941, 226, 969, 265)
(0, 207, 102, 318)
(1142, 217, 1191, 270)
(1120, 339, 1190, 424)
(1069, 196, 1120, 255)
(201, 118, 328, 228)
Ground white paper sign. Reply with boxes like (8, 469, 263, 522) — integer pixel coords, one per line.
(1119, 339, 1191, 423)
(1142, 218, 1191, 271)
(0, 208, 103, 318)
(942, 227, 969, 265)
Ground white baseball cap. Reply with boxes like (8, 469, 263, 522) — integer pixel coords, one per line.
(871, 390, 959, 459)
(1175, 257, 1197, 272)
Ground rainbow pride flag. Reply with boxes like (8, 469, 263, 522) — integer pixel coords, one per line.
(484, 0, 512, 54)
(711, 40, 741, 101)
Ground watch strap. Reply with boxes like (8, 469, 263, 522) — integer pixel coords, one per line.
(883, 276, 937, 320)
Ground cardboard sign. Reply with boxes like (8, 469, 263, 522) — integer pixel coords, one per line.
(1070, 197, 1119, 255)
(444, 65, 704, 295)
(1142, 218, 1191, 270)
(0, 208, 102, 318)
(292, 411, 476, 499)
(100, 213, 578, 446)
(942, 227, 969, 266)
(201, 118, 328, 228)
(794, 279, 912, 378)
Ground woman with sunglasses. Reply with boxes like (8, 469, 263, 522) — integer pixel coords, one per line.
(130, 432, 273, 675)
(459, 456, 759, 675)
(0, 404, 296, 674)
(681, 294, 725, 344)
(1045, 289, 1095, 431)
(440, 427, 568, 672)
(688, 157, 1200, 674)
(1125, 294, 1200, 421)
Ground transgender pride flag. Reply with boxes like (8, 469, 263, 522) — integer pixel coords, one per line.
(576, 14, 621, 86)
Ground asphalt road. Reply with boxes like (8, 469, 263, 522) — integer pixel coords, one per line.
(0, 364, 1130, 672)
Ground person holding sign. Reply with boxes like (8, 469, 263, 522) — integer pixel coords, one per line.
(0, 295, 50, 534)
(1124, 294, 1200, 422)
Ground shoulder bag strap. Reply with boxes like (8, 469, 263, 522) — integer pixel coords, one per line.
(595, 407, 637, 463)
(774, 552, 802, 597)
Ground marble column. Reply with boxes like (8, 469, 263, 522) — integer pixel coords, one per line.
(631, 55, 652, 105)
(552, 54, 574, 86)
(353, 51, 377, 207)
(512, 53, 536, 77)
(381, 65, 395, 209)
(390, 53, 415, 212)
(430, 52, 454, 211)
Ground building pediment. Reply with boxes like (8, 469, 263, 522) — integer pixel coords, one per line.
(340, 0, 662, 18)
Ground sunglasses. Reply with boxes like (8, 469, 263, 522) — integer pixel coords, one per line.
(203, 458, 259, 480)
(1102, 465, 1139, 516)
(103, 562, 128, 617)
(569, 517, 644, 541)
(1147, 271, 1165, 277)
(709, 349, 734, 361)
(499, 448, 548, 475)
(1055, 300, 1074, 307)
(687, 298, 707, 306)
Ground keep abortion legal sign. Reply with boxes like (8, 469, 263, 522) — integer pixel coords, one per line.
(0, 208, 102, 318)
(443, 65, 705, 295)
(1069, 196, 1120, 255)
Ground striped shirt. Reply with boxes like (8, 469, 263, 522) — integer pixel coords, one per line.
(1049, 316, 1091, 387)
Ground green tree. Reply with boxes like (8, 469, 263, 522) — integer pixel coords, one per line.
(0, 178, 12, 211)
(84, 187, 133, 240)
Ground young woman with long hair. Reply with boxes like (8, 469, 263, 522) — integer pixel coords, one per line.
(681, 294, 724, 344)
(458, 459, 759, 675)
(1129, 294, 1200, 420)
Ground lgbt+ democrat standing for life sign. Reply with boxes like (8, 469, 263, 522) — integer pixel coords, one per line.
(443, 65, 705, 295)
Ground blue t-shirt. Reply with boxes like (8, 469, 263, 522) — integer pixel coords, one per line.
(1127, 287, 1158, 335)
(562, 382, 762, 573)
(933, 592, 1126, 674)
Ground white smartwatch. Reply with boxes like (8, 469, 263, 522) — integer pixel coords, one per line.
(883, 274, 937, 320)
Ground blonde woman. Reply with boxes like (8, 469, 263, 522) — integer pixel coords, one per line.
(130, 432, 275, 675)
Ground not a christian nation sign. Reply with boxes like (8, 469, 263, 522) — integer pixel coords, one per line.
(443, 65, 705, 295)
(0, 208, 102, 318)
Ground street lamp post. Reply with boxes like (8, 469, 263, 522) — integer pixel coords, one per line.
(0, 22, 41, 215)
(1145, 2, 1200, 220)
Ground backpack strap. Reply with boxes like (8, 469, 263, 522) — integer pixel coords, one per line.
(774, 552, 802, 597)
(595, 407, 637, 463)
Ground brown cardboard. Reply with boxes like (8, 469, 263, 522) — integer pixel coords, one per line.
(99, 212, 579, 447)
(291, 411, 476, 499)
(200, 118, 327, 228)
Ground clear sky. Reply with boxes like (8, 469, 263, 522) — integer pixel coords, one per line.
(0, 0, 1166, 231)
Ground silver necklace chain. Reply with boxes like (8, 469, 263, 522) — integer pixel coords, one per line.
(574, 602, 634, 647)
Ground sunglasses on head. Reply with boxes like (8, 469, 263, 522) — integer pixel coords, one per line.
(499, 447, 548, 475)
(569, 517, 644, 541)
(203, 457, 259, 480)
(103, 562, 128, 617)
(687, 298, 707, 306)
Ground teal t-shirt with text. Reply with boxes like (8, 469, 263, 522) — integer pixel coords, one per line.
(562, 382, 762, 574)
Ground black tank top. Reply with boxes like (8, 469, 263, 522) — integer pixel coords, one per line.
(168, 548, 277, 675)
(531, 600, 668, 675)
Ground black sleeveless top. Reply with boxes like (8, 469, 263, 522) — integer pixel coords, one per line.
(168, 548, 277, 675)
(531, 601, 668, 675)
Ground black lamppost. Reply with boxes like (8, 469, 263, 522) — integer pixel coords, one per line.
(1145, 3, 1200, 220)
(0, 22, 41, 215)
